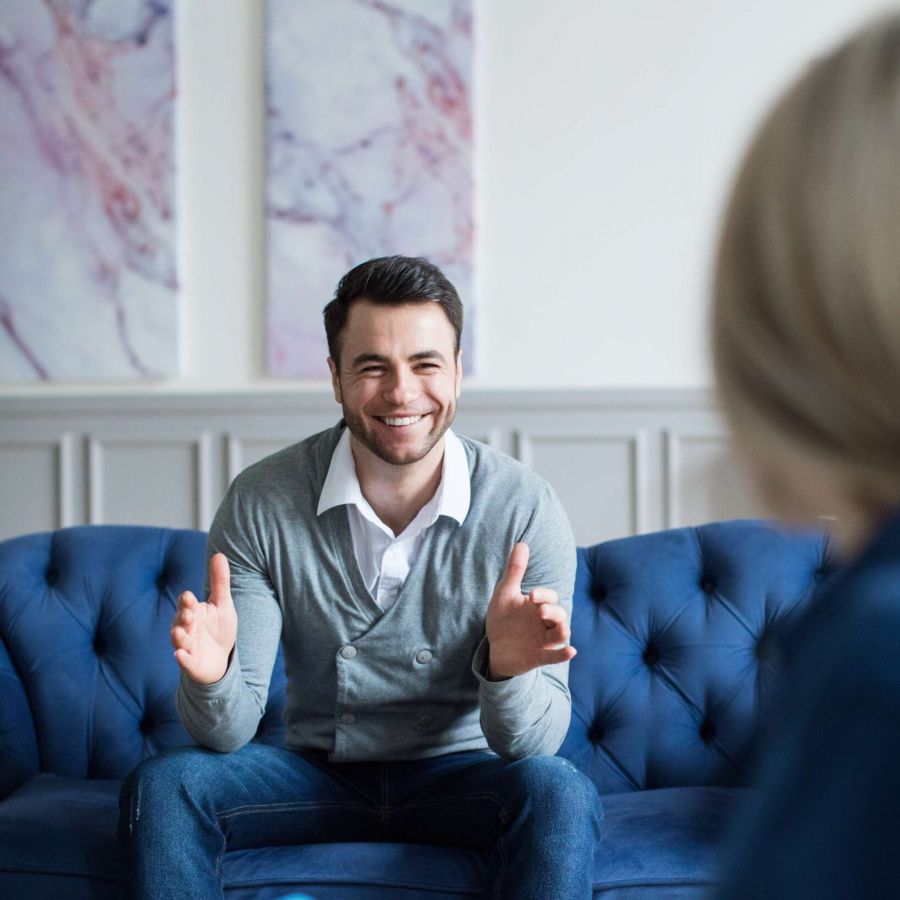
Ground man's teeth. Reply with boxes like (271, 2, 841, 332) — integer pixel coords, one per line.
(381, 415, 423, 426)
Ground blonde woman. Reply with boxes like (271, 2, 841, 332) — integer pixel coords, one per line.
(712, 13, 900, 898)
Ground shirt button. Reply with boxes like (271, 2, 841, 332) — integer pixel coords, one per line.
(415, 649, 433, 664)
(340, 645, 357, 660)
(339, 713, 356, 725)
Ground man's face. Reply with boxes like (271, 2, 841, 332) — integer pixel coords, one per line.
(328, 299, 462, 469)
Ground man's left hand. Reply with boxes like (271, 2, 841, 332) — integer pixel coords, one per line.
(485, 542, 576, 679)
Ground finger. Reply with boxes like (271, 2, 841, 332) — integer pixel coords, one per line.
(171, 625, 193, 652)
(173, 647, 192, 668)
(171, 598, 191, 631)
(537, 604, 566, 626)
(539, 621, 570, 646)
(179, 607, 193, 628)
(528, 587, 558, 605)
(177, 590, 197, 610)
(208, 553, 231, 605)
(538, 645, 577, 667)
(500, 543, 530, 592)
(540, 622, 570, 645)
(534, 606, 567, 634)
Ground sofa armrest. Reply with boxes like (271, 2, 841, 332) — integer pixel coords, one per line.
(0, 637, 38, 800)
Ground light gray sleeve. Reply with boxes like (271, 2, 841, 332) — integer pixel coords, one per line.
(471, 481, 577, 759)
(176, 480, 283, 753)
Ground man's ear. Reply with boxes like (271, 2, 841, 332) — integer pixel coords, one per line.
(327, 357, 342, 403)
(455, 349, 463, 399)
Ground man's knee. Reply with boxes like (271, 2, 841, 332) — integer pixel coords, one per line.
(120, 747, 216, 827)
(507, 755, 602, 821)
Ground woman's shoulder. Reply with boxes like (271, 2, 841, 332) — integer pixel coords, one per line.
(797, 551, 900, 697)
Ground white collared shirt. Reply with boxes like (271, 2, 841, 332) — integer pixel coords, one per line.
(317, 427, 471, 611)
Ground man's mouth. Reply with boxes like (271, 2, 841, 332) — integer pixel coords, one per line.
(378, 415, 425, 427)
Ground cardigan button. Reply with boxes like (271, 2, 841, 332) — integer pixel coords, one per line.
(339, 645, 357, 660)
(415, 649, 433, 664)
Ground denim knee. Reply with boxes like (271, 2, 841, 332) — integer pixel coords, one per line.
(120, 747, 215, 832)
(508, 755, 603, 822)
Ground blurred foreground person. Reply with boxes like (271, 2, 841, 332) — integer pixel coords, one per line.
(712, 13, 900, 899)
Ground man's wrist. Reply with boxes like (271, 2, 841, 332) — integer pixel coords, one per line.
(485, 649, 512, 682)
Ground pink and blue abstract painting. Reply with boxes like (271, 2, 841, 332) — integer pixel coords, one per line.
(266, 0, 474, 377)
(0, 0, 177, 381)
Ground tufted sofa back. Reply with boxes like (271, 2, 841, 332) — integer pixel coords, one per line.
(0, 521, 835, 802)
(0, 526, 286, 799)
(557, 519, 836, 793)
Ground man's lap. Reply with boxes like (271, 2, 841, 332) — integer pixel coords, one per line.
(125, 744, 593, 853)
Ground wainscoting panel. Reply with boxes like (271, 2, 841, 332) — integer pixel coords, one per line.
(0, 390, 763, 546)
(0, 435, 74, 540)
(664, 429, 764, 529)
(87, 434, 214, 529)
(517, 429, 648, 545)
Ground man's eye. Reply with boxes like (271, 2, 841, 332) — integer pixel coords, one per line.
(417, 362, 439, 371)
(360, 366, 385, 375)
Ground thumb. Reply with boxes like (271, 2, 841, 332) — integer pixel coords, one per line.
(500, 542, 529, 594)
(207, 553, 232, 605)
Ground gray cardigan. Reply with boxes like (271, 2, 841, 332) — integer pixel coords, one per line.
(177, 422, 577, 762)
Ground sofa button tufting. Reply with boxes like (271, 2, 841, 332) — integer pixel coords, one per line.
(45, 570, 58, 585)
(756, 634, 781, 666)
(701, 579, 716, 594)
(642, 645, 660, 668)
(591, 584, 607, 603)
(139, 718, 153, 735)
(156, 576, 168, 592)
(589, 728, 604, 744)
(93, 635, 105, 656)
(699, 720, 716, 743)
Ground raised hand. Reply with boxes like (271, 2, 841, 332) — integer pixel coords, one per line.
(171, 553, 238, 685)
(485, 542, 576, 680)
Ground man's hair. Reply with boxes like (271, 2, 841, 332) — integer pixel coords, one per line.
(323, 256, 463, 364)
(712, 12, 900, 510)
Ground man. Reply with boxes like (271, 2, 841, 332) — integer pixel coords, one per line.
(119, 255, 602, 899)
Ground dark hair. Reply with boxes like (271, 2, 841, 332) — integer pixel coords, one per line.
(323, 256, 463, 363)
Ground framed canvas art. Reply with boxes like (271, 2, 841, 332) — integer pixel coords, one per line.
(266, 0, 474, 377)
(0, 1, 177, 381)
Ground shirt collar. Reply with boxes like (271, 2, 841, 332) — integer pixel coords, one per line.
(438, 427, 471, 525)
(317, 425, 470, 527)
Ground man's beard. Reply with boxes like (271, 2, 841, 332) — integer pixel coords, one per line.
(341, 404, 455, 466)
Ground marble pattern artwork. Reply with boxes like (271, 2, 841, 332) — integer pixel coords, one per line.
(266, 0, 474, 377)
(0, 0, 177, 381)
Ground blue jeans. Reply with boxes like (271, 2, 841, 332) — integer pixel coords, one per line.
(118, 743, 602, 899)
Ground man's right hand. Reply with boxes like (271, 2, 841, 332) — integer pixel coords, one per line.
(171, 553, 237, 685)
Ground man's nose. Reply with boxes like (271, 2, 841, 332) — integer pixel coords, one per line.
(383, 368, 418, 405)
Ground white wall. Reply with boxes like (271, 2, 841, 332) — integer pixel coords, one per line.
(1, 0, 891, 396)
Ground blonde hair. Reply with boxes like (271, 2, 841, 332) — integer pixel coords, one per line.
(713, 13, 900, 517)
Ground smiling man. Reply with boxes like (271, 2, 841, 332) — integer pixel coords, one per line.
(119, 256, 602, 900)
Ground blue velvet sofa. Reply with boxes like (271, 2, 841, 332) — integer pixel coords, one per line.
(0, 520, 834, 898)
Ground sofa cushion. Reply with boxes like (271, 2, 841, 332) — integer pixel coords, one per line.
(0, 774, 743, 899)
(592, 786, 747, 897)
(220, 844, 488, 898)
(0, 775, 120, 899)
